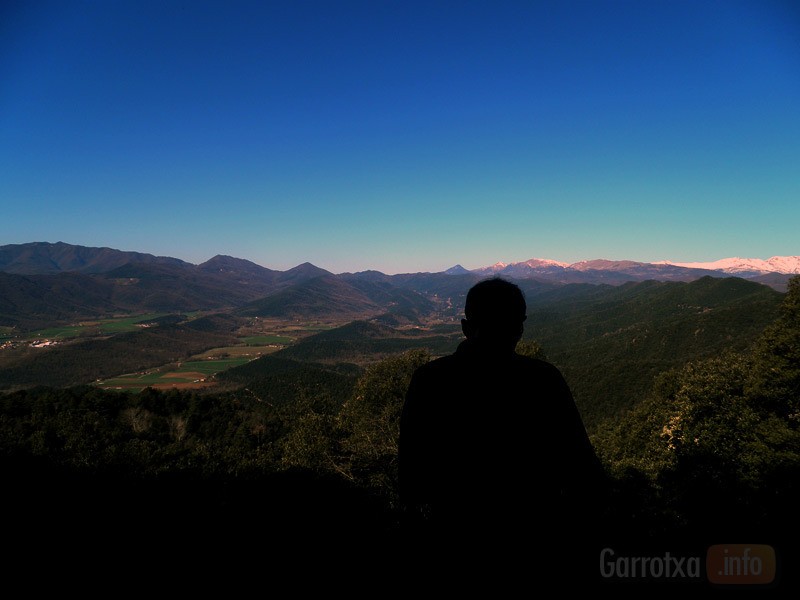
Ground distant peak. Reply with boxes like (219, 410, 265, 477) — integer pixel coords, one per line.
(203, 254, 232, 262)
(289, 261, 326, 271)
(203, 254, 253, 264)
(444, 264, 470, 275)
(659, 256, 800, 274)
(522, 257, 570, 268)
(283, 262, 333, 278)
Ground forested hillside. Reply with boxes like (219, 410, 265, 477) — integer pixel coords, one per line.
(525, 276, 783, 427)
(594, 276, 800, 545)
(1, 277, 798, 584)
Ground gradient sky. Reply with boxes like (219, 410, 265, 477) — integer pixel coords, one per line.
(2, 1, 799, 273)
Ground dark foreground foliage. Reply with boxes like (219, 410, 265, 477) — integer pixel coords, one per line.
(2, 278, 799, 589)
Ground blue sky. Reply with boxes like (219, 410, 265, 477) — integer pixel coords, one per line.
(2, 1, 798, 273)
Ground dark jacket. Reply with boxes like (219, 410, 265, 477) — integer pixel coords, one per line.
(399, 339, 604, 547)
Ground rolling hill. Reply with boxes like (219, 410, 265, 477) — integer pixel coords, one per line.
(271, 319, 461, 364)
(0, 242, 189, 275)
(523, 276, 785, 426)
(0, 271, 119, 327)
(237, 275, 435, 321)
(254, 277, 785, 430)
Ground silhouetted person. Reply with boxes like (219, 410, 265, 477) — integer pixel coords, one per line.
(399, 278, 604, 580)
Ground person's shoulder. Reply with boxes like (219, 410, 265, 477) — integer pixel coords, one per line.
(413, 353, 458, 376)
(409, 353, 463, 385)
(512, 354, 552, 368)
(513, 354, 565, 378)
(406, 353, 459, 395)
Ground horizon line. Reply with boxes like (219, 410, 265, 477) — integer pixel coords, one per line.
(2, 240, 799, 276)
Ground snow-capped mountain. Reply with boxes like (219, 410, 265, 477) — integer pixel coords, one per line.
(469, 256, 800, 276)
(452, 256, 798, 289)
(656, 256, 800, 275)
(473, 258, 569, 277)
(476, 261, 510, 274)
(569, 259, 646, 272)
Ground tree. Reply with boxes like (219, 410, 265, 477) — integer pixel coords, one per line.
(747, 275, 800, 418)
(335, 349, 431, 499)
(594, 277, 800, 537)
(515, 339, 547, 361)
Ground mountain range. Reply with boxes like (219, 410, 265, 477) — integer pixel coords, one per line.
(2, 241, 798, 279)
(0, 242, 797, 328)
(463, 255, 800, 283)
(0, 242, 791, 423)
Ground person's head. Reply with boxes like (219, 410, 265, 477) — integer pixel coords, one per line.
(461, 278, 527, 353)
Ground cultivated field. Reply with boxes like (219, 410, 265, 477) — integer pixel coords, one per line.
(95, 341, 285, 391)
(240, 334, 294, 345)
(27, 314, 170, 340)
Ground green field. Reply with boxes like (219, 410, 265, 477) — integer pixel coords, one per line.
(29, 325, 86, 339)
(97, 313, 170, 333)
(241, 335, 293, 345)
(194, 345, 281, 358)
(99, 371, 171, 389)
(96, 354, 254, 392)
(180, 358, 250, 375)
(27, 313, 171, 340)
(298, 324, 337, 331)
